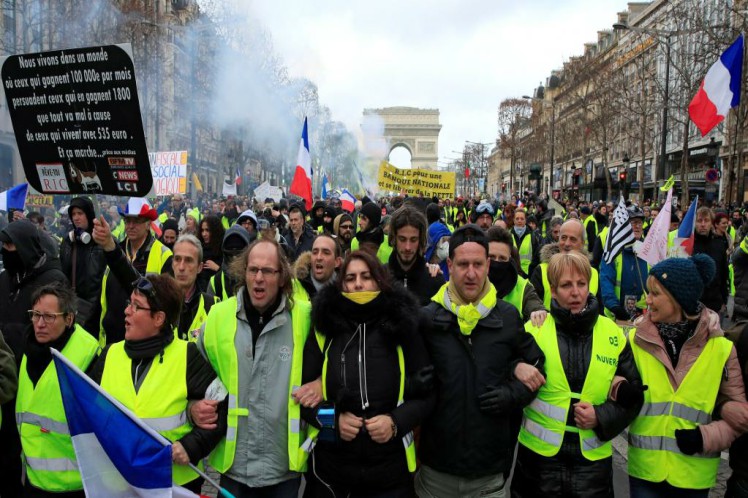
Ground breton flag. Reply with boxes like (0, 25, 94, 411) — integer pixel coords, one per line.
(689, 34, 744, 136)
(0, 182, 28, 211)
(636, 188, 673, 267)
(51, 350, 208, 498)
(290, 117, 313, 210)
(669, 195, 699, 258)
(602, 197, 635, 265)
(321, 172, 330, 200)
(234, 168, 242, 186)
(340, 189, 356, 213)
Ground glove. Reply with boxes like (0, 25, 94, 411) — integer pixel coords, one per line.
(616, 382, 648, 409)
(478, 385, 513, 415)
(610, 306, 630, 321)
(675, 428, 703, 455)
(405, 365, 435, 398)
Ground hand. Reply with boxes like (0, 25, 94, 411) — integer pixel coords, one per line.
(92, 215, 116, 251)
(338, 412, 363, 441)
(514, 363, 546, 392)
(203, 260, 220, 272)
(478, 385, 512, 415)
(573, 402, 598, 430)
(189, 399, 219, 430)
(172, 441, 190, 465)
(292, 378, 323, 408)
(610, 306, 631, 322)
(721, 401, 748, 432)
(12, 210, 24, 221)
(675, 427, 703, 455)
(365, 415, 395, 444)
(615, 381, 648, 409)
(405, 365, 435, 398)
(530, 310, 548, 328)
(426, 263, 443, 277)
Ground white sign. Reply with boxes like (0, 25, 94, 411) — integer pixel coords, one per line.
(148, 151, 187, 195)
(254, 181, 283, 202)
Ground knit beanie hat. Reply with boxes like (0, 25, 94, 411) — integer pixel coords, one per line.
(649, 254, 716, 315)
(360, 202, 382, 228)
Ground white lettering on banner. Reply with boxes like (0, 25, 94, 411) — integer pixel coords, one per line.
(148, 150, 188, 195)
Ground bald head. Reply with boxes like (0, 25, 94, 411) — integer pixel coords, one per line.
(558, 219, 585, 253)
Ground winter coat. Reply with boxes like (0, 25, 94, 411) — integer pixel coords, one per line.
(420, 296, 544, 478)
(301, 285, 435, 492)
(283, 224, 316, 263)
(386, 252, 444, 306)
(694, 231, 730, 313)
(726, 322, 748, 481)
(59, 234, 107, 326)
(732, 239, 748, 322)
(633, 307, 746, 453)
(0, 330, 16, 406)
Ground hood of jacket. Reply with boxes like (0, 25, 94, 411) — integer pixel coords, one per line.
(68, 196, 96, 233)
(221, 224, 251, 251)
(312, 283, 419, 341)
(293, 251, 312, 281)
(2, 220, 46, 271)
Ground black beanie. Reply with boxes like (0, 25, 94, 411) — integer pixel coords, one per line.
(360, 202, 381, 228)
(161, 219, 179, 235)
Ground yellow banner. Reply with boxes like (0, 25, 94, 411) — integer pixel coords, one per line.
(26, 194, 54, 208)
(377, 161, 455, 198)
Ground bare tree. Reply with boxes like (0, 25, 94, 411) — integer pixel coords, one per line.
(497, 98, 531, 198)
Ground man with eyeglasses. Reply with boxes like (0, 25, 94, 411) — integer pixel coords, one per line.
(0, 220, 69, 496)
(333, 213, 355, 255)
(92, 198, 173, 346)
(193, 238, 313, 496)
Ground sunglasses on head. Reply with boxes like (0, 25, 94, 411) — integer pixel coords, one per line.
(132, 276, 159, 310)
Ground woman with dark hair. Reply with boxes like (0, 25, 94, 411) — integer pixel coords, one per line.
(453, 207, 468, 229)
(87, 275, 226, 494)
(301, 250, 435, 497)
(197, 215, 225, 292)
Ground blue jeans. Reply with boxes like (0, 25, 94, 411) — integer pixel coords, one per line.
(629, 477, 709, 498)
(220, 475, 301, 498)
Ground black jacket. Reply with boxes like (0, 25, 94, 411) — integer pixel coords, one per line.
(734, 243, 748, 322)
(386, 253, 444, 306)
(283, 224, 316, 263)
(301, 285, 435, 492)
(728, 322, 748, 480)
(694, 231, 730, 313)
(420, 296, 544, 478)
(59, 235, 107, 326)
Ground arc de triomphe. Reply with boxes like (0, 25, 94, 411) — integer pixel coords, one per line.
(362, 107, 441, 170)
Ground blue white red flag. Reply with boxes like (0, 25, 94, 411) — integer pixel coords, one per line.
(289, 117, 313, 210)
(52, 350, 201, 498)
(689, 35, 744, 136)
(670, 196, 699, 258)
(0, 183, 28, 211)
(234, 168, 242, 186)
(340, 189, 356, 213)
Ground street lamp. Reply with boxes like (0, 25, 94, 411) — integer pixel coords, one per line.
(523, 95, 555, 197)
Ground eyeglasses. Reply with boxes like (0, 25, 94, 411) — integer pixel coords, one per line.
(247, 266, 280, 277)
(125, 300, 152, 313)
(28, 310, 66, 323)
(339, 224, 354, 230)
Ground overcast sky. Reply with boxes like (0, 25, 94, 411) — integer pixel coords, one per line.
(246, 0, 628, 169)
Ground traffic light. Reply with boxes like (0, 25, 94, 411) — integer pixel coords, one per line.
(619, 171, 627, 183)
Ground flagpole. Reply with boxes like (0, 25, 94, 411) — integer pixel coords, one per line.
(51, 349, 237, 498)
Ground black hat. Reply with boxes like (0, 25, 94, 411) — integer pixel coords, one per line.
(360, 202, 382, 228)
(289, 201, 307, 218)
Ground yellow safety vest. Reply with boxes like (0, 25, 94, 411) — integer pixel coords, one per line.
(628, 330, 733, 489)
(100, 339, 198, 485)
(209, 271, 231, 302)
(292, 278, 311, 303)
(111, 219, 126, 242)
(99, 238, 172, 346)
(540, 263, 599, 310)
(202, 297, 311, 473)
(519, 315, 625, 460)
(303, 334, 417, 472)
(16, 325, 99, 492)
(502, 276, 528, 315)
(513, 232, 534, 275)
(182, 294, 216, 342)
(351, 234, 392, 264)
(583, 216, 598, 237)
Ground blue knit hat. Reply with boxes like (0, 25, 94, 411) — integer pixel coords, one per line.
(649, 254, 716, 315)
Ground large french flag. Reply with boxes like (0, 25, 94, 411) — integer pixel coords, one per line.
(689, 35, 744, 136)
(52, 350, 205, 498)
(0, 183, 28, 211)
(289, 117, 313, 210)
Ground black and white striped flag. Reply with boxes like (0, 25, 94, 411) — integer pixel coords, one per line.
(602, 197, 634, 265)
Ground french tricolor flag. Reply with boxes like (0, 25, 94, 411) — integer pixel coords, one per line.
(689, 35, 744, 136)
(670, 196, 699, 258)
(289, 117, 313, 211)
(340, 189, 356, 213)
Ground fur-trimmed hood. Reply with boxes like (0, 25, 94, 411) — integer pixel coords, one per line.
(539, 242, 589, 263)
(293, 251, 312, 281)
(312, 283, 419, 340)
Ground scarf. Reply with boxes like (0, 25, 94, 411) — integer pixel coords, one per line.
(655, 304, 701, 368)
(24, 324, 75, 387)
(433, 280, 496, 335)
(124, 332, 174, 363)
(514, 226, 527, 238)
(342, 291, 380, 305)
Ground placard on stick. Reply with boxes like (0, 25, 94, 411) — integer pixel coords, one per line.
(0, 44, 152, 196)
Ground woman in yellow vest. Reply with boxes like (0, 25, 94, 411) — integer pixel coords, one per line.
(301, 250, 435, 497)
(87, 275, 226, 494)
(628, 254, 747, 497)
(16, 283, 99, 498)
(512, 252, 643, 498)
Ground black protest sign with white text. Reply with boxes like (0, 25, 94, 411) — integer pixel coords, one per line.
(0, 44, 151, 196)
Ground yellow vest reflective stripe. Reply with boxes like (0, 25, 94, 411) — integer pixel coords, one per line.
(627, 330, 732, 489)
(540, 263, 598, 310)
(502, 276, 528, 315)
(16, 325, 99, 491)
(100, 339, 197, 485)
(202, 297, 311, 473)
(303, 337, 417, 472)
(99, 239, 172, 346)
(583, 216, 598, 237)
(519, 315, 624, 460)
(513, 234, 533, 274)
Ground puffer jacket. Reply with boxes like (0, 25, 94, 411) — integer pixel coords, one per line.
(301, 284, 435, 493)
(633, 307, 746, 453)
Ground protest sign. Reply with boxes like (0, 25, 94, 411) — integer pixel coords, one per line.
(148, 150, 187, 195)
(377, 161, 455, 197)
(254, 181, 283, 202)
(0, 44, 151, 196)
